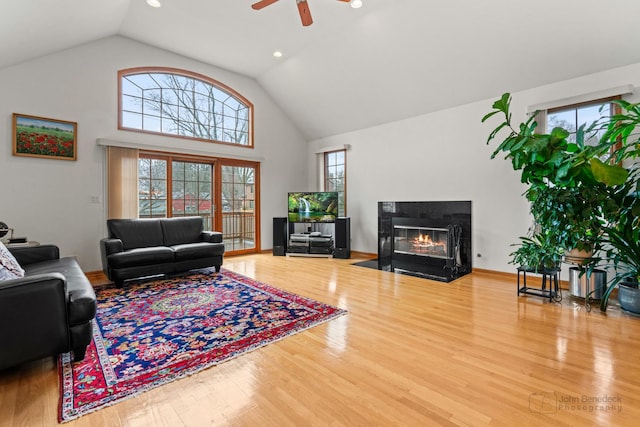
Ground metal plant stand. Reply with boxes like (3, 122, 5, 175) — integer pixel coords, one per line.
(517, 266, 562, 303)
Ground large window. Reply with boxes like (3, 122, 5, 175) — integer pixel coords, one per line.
(119, 67, 253, 147)
(324, 149, 346, 216)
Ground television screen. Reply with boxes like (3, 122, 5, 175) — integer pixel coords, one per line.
(288, 192, 339, 223)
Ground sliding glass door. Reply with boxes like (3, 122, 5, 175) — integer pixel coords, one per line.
(221, 163, 257, 252)
(138, 153, 260, 255)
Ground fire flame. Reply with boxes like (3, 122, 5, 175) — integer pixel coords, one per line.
(417, 233, 432, 244)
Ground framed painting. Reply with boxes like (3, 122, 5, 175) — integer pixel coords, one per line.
(12, 113, 77, 161)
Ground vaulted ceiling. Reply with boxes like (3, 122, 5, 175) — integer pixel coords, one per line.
(3, 0, 640, 140)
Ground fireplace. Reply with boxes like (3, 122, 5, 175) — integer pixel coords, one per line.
(378, 201, 471, 282)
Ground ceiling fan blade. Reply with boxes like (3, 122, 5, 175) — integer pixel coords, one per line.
(252, 0, 279, 10)
(336, 0, 351, 2)
(297, 0, 313, 26)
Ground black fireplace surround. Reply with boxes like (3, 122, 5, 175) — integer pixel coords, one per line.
(378, 201, 472, 282)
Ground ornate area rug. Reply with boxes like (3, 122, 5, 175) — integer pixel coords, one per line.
(58, 269, 346, 422)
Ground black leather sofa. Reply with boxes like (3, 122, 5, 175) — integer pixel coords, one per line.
(100, 217, 225, 287)
(0, 245, 97, 370)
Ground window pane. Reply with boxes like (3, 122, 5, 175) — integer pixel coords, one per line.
(173, 161, 184, 178)
(162, 119, 177, 134)
(186, 164, 198, 181)
(577, 104, 605, 128)
(139, 158, 150, 178)
(151, 159, 166, 178)
(326, 152, 335, 167)
(122, 95, 142, 113)
(122, 111, 142, 129)
(199, 164, 211, 181)
(162, 89, 177, 105)
(151, 179, 166, 196)
(122, 78, 142, 97)
(143, 115, 161, 132)
(173, 180, 184, 197)
(547, 110, 576, 133)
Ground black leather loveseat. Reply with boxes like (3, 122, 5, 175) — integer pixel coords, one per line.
(100, 217, 225, 288)
(0, 245, 97, 370)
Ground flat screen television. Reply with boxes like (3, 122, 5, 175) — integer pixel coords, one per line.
(288, 191, 339, 223)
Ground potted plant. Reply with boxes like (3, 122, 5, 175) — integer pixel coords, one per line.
(482, 93, 627, 275)
(509, 227, 563, 272)
(598, 99, 640, 311)
(600, 188, 640, 313)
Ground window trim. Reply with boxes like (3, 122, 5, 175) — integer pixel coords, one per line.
(118, 67, 254, 148)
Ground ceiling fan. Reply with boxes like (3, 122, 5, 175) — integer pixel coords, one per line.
(252, 0, 351, 27)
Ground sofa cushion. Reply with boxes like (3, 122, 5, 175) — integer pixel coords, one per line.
(107, 246, 174, 269)
(0, 241, 25, 279)
(171, 242, 225, 262)
(161, 217, 204, 246)
(107, 219, 164, 250)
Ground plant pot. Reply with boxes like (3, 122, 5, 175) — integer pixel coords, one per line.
(564, 248, 594, 265)
(568, 267, 606, 299)
(618, 281, 640, 314)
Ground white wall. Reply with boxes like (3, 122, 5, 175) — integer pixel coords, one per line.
(309, 62, 640, 274)
(4, 35, 640, 275)
(0, 36, 307, 271)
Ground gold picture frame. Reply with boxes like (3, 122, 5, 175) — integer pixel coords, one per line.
(13, 113, 77, 161)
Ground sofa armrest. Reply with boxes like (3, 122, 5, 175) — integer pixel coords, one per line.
(200, 231, 223, 244)
(67, 280, 97, 325)
(100, 237, 123, 273)
(100, 238, 123, 255)
(0, 273, 69, 370)
(8, 244, 60, 267)
(0, 272, 66, 293)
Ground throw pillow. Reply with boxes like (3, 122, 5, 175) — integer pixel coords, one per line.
(0, 241, 25, 280)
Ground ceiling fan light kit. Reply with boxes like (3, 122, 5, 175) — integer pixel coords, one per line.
(252, 0, 356, 27)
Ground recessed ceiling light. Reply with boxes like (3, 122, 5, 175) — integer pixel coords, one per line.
(146, 0, 162, 8)
(351, 0, 363, 9)
(273, 51, 283, 58)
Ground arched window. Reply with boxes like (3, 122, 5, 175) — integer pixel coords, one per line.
(119, 67, 253, 147)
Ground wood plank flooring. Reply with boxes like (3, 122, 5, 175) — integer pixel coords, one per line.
(1, 253, 639, 426)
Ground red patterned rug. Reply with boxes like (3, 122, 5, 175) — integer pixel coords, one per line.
(58, 269, 346, 422)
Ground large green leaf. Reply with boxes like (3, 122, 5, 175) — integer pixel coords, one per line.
(590, 158, 628, 186)
(550, 127, 570, 140)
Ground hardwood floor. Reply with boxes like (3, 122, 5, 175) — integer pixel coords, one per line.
(1, 253, 639, 426)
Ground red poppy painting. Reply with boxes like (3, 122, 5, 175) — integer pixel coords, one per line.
(13, 113, 77, 161)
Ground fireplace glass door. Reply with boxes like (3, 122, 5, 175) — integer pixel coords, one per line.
(393, 225, 449, 259)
